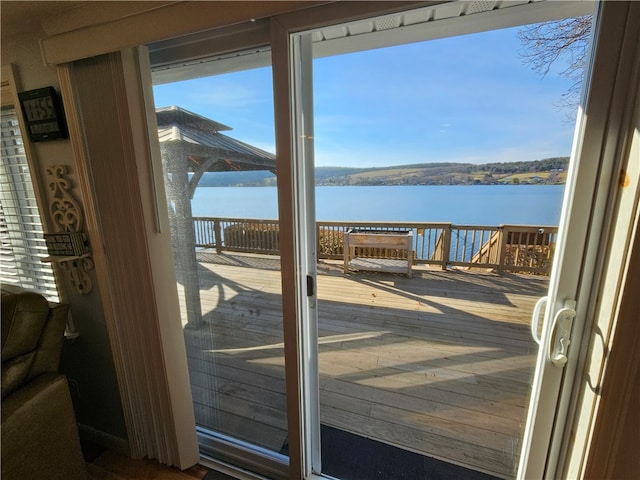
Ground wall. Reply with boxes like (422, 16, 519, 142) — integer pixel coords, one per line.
(1, 26, 128, 451)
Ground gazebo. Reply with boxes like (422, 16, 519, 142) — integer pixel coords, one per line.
(157, 106, 276, 326)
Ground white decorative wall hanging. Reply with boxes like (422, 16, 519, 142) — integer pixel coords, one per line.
(46, 164, 94, 294)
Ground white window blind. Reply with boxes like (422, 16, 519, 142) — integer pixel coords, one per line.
(0, 105, 59, 301)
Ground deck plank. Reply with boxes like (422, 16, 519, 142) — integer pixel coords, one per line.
(183, 254, 548, 478)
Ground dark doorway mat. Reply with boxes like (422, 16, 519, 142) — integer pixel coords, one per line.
(283, 425, 501, 480)
(202, 470, 238, 480)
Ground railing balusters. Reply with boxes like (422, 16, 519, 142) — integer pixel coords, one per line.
(190, 217, 557, 275)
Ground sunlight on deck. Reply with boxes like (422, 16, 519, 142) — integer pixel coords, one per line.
(205, 331, 389, 354)
(355, 355, 534, 389)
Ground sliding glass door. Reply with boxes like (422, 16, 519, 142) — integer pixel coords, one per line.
(151, 48, 290, 477)
(283, 3, 604, 480)
(145, 1, 638, 478)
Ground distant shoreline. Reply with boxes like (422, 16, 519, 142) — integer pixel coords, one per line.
(197, 157, 569, 188)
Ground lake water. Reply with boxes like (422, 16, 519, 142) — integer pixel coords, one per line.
(191, 184, 565, 226)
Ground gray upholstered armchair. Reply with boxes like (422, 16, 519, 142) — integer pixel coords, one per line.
(1, 285, 87, 480)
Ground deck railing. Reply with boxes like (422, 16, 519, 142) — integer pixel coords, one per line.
(192, 217, 558, 275)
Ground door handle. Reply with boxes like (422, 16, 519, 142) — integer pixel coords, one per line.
(531, 296, 548, 345)
(549, 299, 577, 367)
(306, 275, 315, 297)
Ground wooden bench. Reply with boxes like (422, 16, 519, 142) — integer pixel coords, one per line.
(343, 229, 413, 277)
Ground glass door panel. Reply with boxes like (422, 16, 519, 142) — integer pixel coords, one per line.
(288, 6, 595, 479)
(151, 59, 289, 465)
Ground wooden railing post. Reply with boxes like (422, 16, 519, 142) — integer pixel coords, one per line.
(214, 219, 222, 254)
(496, 225, 507, 274)
(441, 225, 451, 270)
(343, 231, 350, 274)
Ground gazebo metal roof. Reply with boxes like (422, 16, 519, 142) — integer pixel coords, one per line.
(156, 105, 276, 174)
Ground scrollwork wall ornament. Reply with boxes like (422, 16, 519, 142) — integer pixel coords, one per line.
(48, 165, 83, 232)
(46, 165, 93, 294)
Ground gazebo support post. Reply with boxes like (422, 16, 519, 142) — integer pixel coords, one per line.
(169, 166, 203, 327)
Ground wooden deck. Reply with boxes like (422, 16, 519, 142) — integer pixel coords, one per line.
(181, 252, 549, 479)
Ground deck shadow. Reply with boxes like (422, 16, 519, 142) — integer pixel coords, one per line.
(181, 253, 545, 477)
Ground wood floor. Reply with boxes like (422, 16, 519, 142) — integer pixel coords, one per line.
(182, 253, 549, 479)
(86, 450, 209, 479)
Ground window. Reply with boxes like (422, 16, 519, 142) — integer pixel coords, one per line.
(0, 105, 59, 301)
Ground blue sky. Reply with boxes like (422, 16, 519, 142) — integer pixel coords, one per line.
(152, 25, 581, 168)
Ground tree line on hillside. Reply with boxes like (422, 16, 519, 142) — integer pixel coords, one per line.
(314, 157, 569, 186)
(475, 157, 569, 174)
